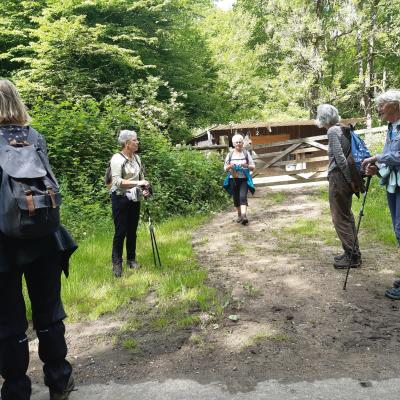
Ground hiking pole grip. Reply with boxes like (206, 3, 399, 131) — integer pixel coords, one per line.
(343, 175, 372, 290)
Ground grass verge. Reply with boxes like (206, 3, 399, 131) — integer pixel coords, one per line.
(25, 214, 225, 330)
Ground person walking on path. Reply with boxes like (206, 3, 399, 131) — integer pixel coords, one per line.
(0, 79, 77, 400)
(224, 134, 255, 225)
(315, 104, 362, 269)
(361, 90, 400, 299)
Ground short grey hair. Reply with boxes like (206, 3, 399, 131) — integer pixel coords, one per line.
(232, 134, 244, 144)
(375, 90, 400, 106)
(315, 104, 341, 128)
(118, 129, 137, 146)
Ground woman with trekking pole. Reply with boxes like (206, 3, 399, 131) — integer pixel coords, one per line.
(224, 134, 255, 225)
(361, 90, 400, 299)
(109, 129, 151, 277)
(315, 104, 362, 269)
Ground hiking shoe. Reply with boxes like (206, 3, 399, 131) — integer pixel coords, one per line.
(50, 375, 75, 400)
(236, 216, 242, 223)
(393, 279, 400, 288)
(333, 252, 346, 262)
(112, 262, 122, 278)
(241, 217, 249, 225)
(385, 287, 400, 300)
(127, 259, 140, 269)
(333, 254, 362, 269)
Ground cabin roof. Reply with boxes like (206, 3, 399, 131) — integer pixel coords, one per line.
(208, 118, 364, 132)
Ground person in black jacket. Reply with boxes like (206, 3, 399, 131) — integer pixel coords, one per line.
(0, 79, 77, 400)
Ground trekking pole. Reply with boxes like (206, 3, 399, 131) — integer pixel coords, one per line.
(144, 200, 162, 268)
(343, 175, 372, 290)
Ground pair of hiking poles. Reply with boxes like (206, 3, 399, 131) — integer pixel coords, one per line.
(343, 175, 372, 290)
(143, 200, 162, 268)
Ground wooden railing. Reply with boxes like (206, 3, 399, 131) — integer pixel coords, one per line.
(252, 135, 329, 186)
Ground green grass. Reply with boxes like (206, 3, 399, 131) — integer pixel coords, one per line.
(318, 179, 397, 247)
(283, 217, 337, 246)
(264, 191, 287, 205)
(351, 178, 397, 246)
(122, 338, 138, 351)
(24, 214, 225, 327)
(245, 331, 291, 347)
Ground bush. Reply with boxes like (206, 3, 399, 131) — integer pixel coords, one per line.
(30, 94, 230, 238)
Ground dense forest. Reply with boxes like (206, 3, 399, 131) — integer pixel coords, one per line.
(1, 0, 400, 234)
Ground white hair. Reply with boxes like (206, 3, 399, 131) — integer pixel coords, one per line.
(375, 90, 400, 106)
(232, 134, 244, 144)
(315, 104, 341, 128)
(118, 129, 137, 146)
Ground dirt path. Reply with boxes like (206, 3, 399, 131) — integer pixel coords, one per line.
(27, 185, 400, 392)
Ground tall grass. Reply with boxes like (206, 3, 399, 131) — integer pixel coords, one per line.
(319, 177, 397, 246)
(352, 177, 397, 246)
(25, 215, 223, 323)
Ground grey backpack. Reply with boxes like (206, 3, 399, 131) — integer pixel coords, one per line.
(0, 127, 61, 239)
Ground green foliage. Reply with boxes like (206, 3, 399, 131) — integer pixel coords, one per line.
(29, 93, 229, 236)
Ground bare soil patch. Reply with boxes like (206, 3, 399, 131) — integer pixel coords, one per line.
(27, 185, 400, 391)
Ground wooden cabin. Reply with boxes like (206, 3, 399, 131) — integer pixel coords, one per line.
(189, 118, 365, 186)
(188, 119, 364, 147)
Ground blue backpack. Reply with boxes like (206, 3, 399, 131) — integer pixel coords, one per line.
(348, 124, 371, 171)
(341, 124, 371, 195)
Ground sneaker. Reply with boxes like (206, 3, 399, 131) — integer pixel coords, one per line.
(241, 217, 249, 225)
(112, 262, 122, 277)
(236, 216, 242, 223)
(385, 287, 400, 300)
(127, 260, 140, 269)
(50, 375, 75, 400)
(333, 253, 362, 269)
(393, 279, 400, 288)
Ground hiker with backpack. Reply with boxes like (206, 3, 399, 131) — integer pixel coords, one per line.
(361, 90, 400, 299)
(0, 80, 77, 400)
(108, 129, 150, 277)
(223, 134, 255, 225)
(315, 104, 362, 269)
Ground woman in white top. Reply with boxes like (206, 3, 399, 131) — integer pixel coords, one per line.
(224, 134, 255, 225)
(110, 129, 150, 277)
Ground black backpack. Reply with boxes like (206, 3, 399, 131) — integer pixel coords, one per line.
(0, 127, 61, 239)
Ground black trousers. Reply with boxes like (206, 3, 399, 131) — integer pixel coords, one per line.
(111, 193, 141, 263)
(230, 178, 249, 207)
(0, 253, 72, 400)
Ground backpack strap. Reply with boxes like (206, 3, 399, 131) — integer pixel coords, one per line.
(339, 125, 352, 158)
(243, 149, 249, 164)
(26, 126, 40, 147)
(228, 151, 234, 164)
(118, 152, 130, 179)
(0, 128, 8, 146)
(133, 154, 144, 179)
(228, 150, 249, 164)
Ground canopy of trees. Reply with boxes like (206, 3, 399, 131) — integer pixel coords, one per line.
(1, 0, 399, 231)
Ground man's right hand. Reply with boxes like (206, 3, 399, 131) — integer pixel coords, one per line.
(365, 164, 378, 176)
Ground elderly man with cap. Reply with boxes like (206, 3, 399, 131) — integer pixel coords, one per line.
(362, 89, 400, 299)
